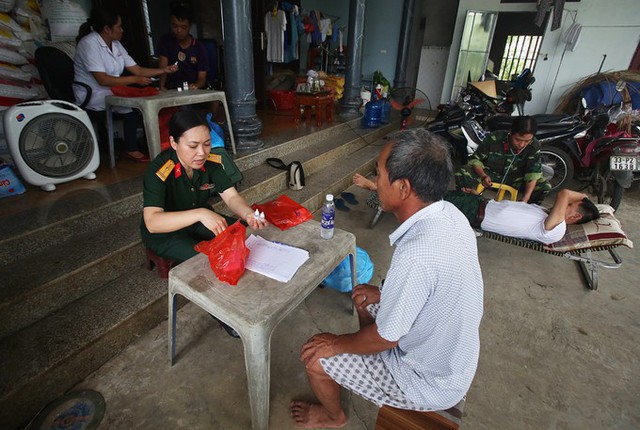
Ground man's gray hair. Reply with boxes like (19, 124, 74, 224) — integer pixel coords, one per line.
(385, 128, 453, 203)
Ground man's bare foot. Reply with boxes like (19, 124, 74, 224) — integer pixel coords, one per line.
(353, 173, 377, 191)
(290, 400, 347, 428)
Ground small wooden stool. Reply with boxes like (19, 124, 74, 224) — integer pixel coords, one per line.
(375, 397, 465, 430)
(294, 92, 333, 127)
(144, 248, 176, 279)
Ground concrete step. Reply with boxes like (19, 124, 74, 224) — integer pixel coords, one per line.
(0, 213, 143, 338)
(0, 121, 392, 340)
(0, 118, 388, 266)
(271, 142, 382, 214)
(0, 192, 143, 267)
(232, 117, 367, 171)
(212, 122, 393, 213)
(0, 263, 169, 430)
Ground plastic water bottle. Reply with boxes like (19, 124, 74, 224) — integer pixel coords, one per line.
(361, 97, 381, 128)
(320, 194, 335, 239)
(380, 96, 391, 124)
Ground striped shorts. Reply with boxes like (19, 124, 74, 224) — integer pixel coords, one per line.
(319, 304, 430, 411)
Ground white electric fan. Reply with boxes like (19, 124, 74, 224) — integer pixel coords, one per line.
(3, 100, 99, 191)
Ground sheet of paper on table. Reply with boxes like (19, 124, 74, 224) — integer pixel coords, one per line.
(245, 234, 310, 282)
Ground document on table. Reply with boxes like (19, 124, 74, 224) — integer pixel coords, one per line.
(245, 234, 310, 282)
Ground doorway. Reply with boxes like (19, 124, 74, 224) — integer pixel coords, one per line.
(251, 0, 301, 110)
(94, 0, 151, 66)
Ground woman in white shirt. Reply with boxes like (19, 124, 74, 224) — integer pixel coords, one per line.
(74, 6, 177, 162)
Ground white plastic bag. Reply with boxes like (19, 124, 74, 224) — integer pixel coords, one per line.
(0, 81, 40, 99)
(0, 46, 27, 64)
(0, 62, 31, 81)
(0, 26, 21, 49)
(39, 0, 88, 42)
(0, 12, 30, 40)
(0, 0, 16, 14)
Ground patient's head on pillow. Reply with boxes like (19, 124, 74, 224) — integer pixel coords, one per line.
(573, 197, 600, 225)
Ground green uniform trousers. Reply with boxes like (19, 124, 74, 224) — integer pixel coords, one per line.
(454, 165, 551, 204)
(143, 215, 237, 263)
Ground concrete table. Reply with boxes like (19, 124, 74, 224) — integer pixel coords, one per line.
(168, 220, 356, 430)
(105, 89, 236, 167)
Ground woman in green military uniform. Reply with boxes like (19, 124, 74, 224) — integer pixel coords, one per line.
(141, 109, 266, 262)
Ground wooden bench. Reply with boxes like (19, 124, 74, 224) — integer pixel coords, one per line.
(375, 397, 465, 430)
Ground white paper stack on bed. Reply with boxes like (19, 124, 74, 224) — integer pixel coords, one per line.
(245, 235, 310, 282)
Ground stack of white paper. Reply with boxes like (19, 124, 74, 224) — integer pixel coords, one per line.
(245, 235, 310, 282)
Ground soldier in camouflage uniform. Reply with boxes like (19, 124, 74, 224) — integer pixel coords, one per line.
(455, 116, 550, 204)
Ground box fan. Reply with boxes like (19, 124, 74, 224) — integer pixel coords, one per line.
(3, 100, 99, 191)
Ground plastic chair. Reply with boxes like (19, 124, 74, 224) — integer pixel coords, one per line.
(35, 46, 110, 148)
(144, 248, 177, 279)
(475, 182, 519, 201)
(35, 46, 91, 108)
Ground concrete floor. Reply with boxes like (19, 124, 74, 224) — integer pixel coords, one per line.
(73, 183, 640, 430)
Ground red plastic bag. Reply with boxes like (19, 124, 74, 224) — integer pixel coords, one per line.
(111, 86, 159, 97)
(194, 221, 249, 285)
(252, 195, 312, 231)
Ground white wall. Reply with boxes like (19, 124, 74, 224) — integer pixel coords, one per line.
(531, 0, 640, 113)
(416, 46, 450, 107)
(438, 0, 640, 114)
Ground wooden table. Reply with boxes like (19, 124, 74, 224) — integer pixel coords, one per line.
(168, 220, 356, 430)
(105, 89, 236, 167)
(294, 92, 334, 127)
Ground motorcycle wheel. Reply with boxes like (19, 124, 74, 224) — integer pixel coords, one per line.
(596, 169, 623, 211)
(540, 146, 574, 192)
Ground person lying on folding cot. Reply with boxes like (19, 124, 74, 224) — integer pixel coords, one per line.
(443, 188, 600, 244)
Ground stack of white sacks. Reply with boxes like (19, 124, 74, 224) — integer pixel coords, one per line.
(0, 0, 88, 157)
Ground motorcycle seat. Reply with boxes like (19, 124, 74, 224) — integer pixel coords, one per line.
(531, 114, 571, 124)
(487, 115, 582, 132)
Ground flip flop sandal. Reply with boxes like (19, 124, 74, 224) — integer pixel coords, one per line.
(341, 192, 359, 205)
(334, 198, 350, 212)
(366, 192, 380, 208)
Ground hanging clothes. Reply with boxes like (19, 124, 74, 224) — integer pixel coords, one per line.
(310, 10, 322, 44)
(283, 7, 300, 63)
(265, 9, 287, 63)
(318, 18, 331, 42)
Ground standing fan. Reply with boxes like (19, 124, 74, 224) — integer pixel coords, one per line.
(389, 87, 431, 129)
(3, 100, 99, 191)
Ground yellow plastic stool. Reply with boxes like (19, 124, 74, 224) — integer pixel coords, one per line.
(476, 183, 518, 201)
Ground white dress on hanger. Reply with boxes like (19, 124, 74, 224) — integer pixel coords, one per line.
(265, 10, 287, 63)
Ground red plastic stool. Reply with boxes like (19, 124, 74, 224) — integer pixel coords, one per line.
(144, 248, 176, 279)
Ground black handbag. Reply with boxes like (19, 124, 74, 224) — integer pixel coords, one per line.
(266, 158, 305, 190)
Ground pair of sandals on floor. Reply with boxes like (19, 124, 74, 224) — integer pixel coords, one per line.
(334, 192, 359, 211)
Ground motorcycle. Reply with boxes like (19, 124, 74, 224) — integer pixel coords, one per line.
(539, 103, 640, 210)
(428, 70, 537, 162)
(427, 83, 502, 162)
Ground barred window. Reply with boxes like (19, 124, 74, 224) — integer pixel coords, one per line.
(499, 35, 542, 80)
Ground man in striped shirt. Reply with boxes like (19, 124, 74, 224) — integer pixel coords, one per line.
(291, 129, 484, 428)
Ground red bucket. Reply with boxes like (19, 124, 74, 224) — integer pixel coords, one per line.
(267, 90, 295, 111)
